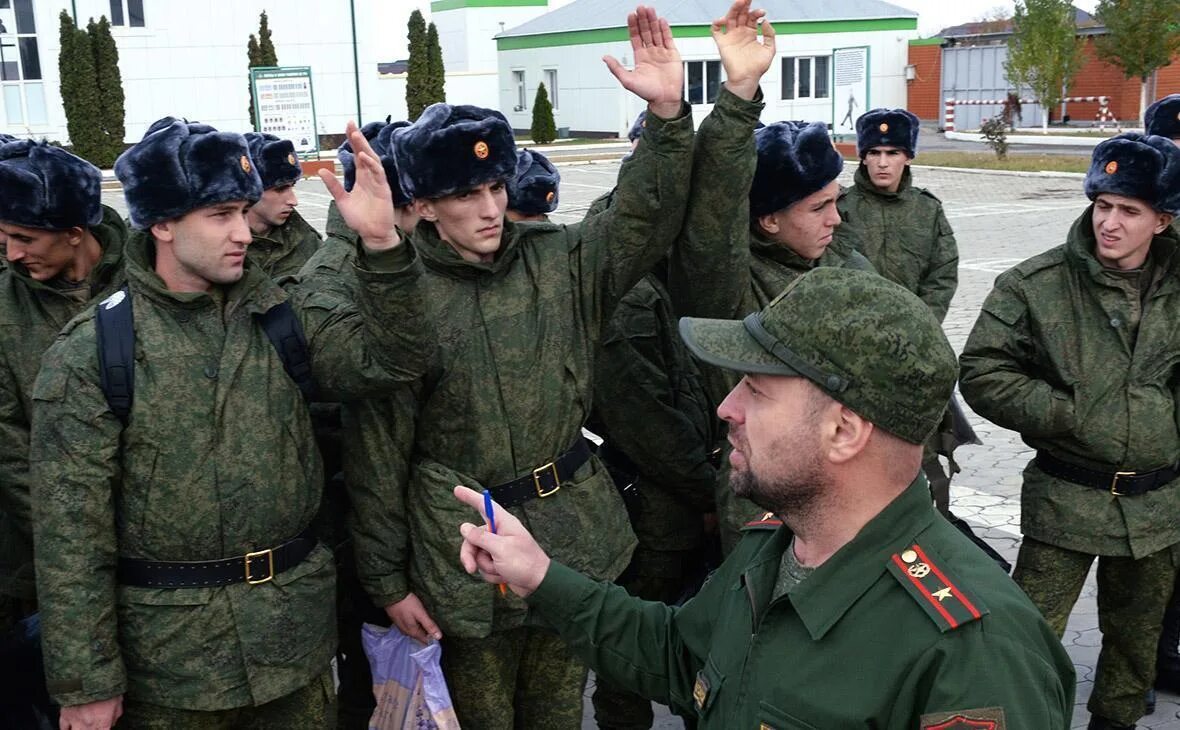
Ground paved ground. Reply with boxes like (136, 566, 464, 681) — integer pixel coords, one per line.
(99, 158, 1177, 729)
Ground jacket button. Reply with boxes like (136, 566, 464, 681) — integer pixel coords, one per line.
(1110, 318, 1121, 328)
(204, 365, 219, 379)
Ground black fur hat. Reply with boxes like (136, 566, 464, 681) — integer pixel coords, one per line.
(1084, 133, 1180, 215)
(508, 148, 560, 216)
(375, 121, 412, 207)
(628, 111, 647, 142)
(0, 140, 102, 230)
(750, 121, 844, 218)
(244, 132, 302, 189)
(392, 103, 516, 199)
(114, 117, 262, 229)
(1145, 94, 1180, 140)
(337, 119, 389, 193)
(856, 108, 920, 158)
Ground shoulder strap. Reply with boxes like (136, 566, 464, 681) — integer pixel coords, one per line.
(887, 542, 989, 633)
(95, 285, 135, 424)
(256, 300, 316, 402)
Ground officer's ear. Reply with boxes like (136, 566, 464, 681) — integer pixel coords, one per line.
(414, 198, 439, 223)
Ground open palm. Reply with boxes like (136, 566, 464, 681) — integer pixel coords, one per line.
(603, 6, 684, 106)
(712, 0, 776, 90)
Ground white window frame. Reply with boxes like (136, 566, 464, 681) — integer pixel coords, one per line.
(512, 69, 527, 112)
(682, 59, 724, 106)
(781, 55, 832, 101)
(0, 0, 46, 128)
(543, 67, 558, 111)
(109, 0, 147, 27)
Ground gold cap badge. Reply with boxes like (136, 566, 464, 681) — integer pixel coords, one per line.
(287, 153, 297, 166)
(879, 122, 889, 133)
(1105, 160, 1118, 175)
(474, 141, 490, 160)
(240, 155, 252, 173)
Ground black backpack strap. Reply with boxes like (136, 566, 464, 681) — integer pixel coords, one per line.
(95, 285, 135, 424)
(257, 300, 316, 402)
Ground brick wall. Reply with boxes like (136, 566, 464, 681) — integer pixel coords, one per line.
(907, 43, 943, 120)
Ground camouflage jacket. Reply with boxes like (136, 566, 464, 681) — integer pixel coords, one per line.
(837, 166, 958, 322)
(960, 206, 1180, 558)
(247, 208, 322, 280)
(0, 205, 127, 602)
(30, 229, 432, 709)
(592, 273, 720, 551)
(335, 107, 695, 639)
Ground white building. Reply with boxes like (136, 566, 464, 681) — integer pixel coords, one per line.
(495, 0, 919, 136)
(0, 0, 412, 148)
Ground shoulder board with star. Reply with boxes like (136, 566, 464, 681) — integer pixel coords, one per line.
(742, 512, 782, 530)
(887, 543, 989, 632)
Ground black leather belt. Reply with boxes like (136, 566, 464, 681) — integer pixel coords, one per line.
(488, 438, 593, 508)
(117, 532, 317, 588)
(1035, 451, 1180, 497)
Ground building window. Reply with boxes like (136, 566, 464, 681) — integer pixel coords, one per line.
(513, 70, 526, 111)
(543, 68, 558, 110)
(781, 55, 831, 100)
(109, 0, 145, 27)
(0, 0, 46, 126)
(684, 60, 722, 105)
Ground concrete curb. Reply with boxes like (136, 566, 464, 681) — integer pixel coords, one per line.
(909, 164, 1085, 180)
(944, 130, 1139, 148)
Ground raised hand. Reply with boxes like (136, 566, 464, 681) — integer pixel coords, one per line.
(319, 121, 401, 249)
(712, 0, 776, 100)
(603, 6, 684, 119)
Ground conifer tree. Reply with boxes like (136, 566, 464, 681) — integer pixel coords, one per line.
(531, 82, 557, 144)
(426, 22, 446, 107)
(88, 16, 125, 167)
(58, 11, 104, 164)
(406, 10, 430, 121)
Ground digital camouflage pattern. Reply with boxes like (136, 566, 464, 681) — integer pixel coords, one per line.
(247, 208, 322, 281)
(325, 107, 696, 643)
(30, 228, 432, 710)
(0, 205, 127, 603)
(837, 165, 959, 322)
(1014, 537, 1174, 726)
(527, 479, 1075, 728)
(960, 207, 1180, 558)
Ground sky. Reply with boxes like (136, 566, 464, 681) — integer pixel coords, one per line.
(392, 0, 1101, 58)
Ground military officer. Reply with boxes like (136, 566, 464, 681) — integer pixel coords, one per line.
(31, 118, 432, 730)
(0, 140, 128, 727)
(960, 133, 1180, 730)
(455, 268, 1076, 729)
(506, 148, 560, 222)
(588, 5, 773, 726)
(242, 132, 322, 279)
(333, 5, 706, 727)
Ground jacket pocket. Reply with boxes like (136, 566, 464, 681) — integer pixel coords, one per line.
(758, 701, 820, 729)
(245, 542, 336, 665)
(117, 584, 230, 684)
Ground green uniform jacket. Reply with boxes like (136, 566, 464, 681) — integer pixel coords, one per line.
(837, 166, 959, 322)
(30, 230, 432, 710)
(592, 273, 720, 551)
(528, 479, 1076, 728)
(247, 208, 322, 280)
(960, 206, 1180, 558)
(0, 205, 127, 602)
(334, 107, 695, 639)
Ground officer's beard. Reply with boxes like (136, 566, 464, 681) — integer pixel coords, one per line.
(730, 433, 829, 525)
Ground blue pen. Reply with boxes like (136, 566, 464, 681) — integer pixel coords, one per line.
(482, 490, 507, 595)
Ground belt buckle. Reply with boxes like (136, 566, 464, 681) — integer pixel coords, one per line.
(1110, 471, 1137, 496)
(533, 461, 561, 498)
(245, 548, 275, 585)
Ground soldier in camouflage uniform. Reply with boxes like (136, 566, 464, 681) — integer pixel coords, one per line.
(455, 267, 1075, 730)
(506, 148, 560, 222)
(0, 141, 127, 728)
(668, 112, 874, 552)
(30, 118, 432, 730)
(242, 132, 322, 279)
(960, 133, 1180, 730)
(331, 7, 699, 727)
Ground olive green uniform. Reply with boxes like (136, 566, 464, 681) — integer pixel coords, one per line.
(328, 107, 697, 729)
(247, 208, 322, 280)
(526, 478, 1076, 728)
(960, 206, 1180, 725)
(30, 230, 432, 720)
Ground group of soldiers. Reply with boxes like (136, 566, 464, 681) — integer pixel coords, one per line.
(1, 0, 1179, 728)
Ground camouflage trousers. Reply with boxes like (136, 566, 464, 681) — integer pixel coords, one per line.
(441, 626, 587, 730)
(592, 547, 698, 730)
(1014, 537, 1178, 726)
(118, 670, 336, 729)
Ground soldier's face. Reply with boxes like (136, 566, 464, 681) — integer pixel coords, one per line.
(863, 147, 909, 193)
(0, 222, 80, 281)
(719, 374, 830, 515)
(758, 181, 842, 261)
(151, 201, 253, 291)
(416, 181, 508, 264)
(1092, 194, 1174, 271)
(247, 183, 298, 235)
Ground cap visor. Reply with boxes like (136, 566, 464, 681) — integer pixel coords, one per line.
(678, 317, 801, 376)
